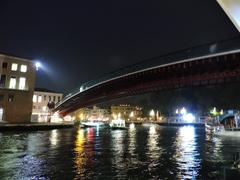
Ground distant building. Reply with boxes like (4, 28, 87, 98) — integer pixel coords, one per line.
(73, 106, 110, 121)
(111, 104, 142, 121)
(0, 53, 36, 123)
(31, 88, 63, 122)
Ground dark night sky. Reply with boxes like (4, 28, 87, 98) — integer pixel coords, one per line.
(0, 0, 239, 94)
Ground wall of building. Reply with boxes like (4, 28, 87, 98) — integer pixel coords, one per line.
(72, 106, 110, 121)
(0, 54, 36, 123)
(32, 91, 63, 122)
(111, 104, 142, 121)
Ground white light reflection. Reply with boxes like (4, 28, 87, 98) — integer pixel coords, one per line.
(174, 126, 200, 179)
(111, 130, 127, 176)
(128, 123, 136, 155)
(149, 126, 156, 135)
(129, 123, 135, 130)
(50, 129, 58, 147)
(205, 134, 223, 163)
(147, 125, 161, 169)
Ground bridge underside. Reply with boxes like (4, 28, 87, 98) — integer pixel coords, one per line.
(56, 51, 240, 116)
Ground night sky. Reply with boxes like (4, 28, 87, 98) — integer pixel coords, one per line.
(0, 0, 239, 94)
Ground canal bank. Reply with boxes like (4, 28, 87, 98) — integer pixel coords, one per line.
(0, 122, 74, 131)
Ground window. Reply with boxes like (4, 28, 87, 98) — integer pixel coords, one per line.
(44, 95, 47, 101)
(53, 96, 56, 102)
(0, 107, 3, 121)
(49, 96, 51, 102)
(0, 75, 6, 87)
(20, 65, 27, 72)
(2, 62, 7, 68)
(19, 77, 26, 90)
(0, 95, 4, 101)
(33, 95, 37, 102)
(42, 106, 47, 111)
(8, 95, 14, 102)
(58, 96, 61, 102)
(9, 77, 16, 89)
(11, 63, 18, 71)
(38, 95, 42, 103)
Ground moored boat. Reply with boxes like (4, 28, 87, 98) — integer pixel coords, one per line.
(109, 118, 127, 130)
(206, 110, 240, 137)
(80, 120, 105, 128)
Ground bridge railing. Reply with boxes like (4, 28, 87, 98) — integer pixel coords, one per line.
(80, 37, 240, 90)
(57, 37, 240, 107)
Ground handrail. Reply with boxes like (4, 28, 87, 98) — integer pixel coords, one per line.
(56, 37, 240, 109)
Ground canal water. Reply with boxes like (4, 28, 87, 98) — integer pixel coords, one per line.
(0, 125, 240, 179)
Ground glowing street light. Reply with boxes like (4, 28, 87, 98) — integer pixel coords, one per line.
(220, 109, 224, 115)
(130, 111, 134, 118)
(176, 109, 179, 114)
(149, 109, 155, 117)
(210, 107, 218, 116)
(182, 113, 196, 123)
(180, 107, 187, 115)
(35, 62, 42, 71)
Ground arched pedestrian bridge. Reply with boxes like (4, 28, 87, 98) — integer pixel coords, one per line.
(55, 38, 240, 116)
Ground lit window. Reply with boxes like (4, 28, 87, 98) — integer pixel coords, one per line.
(9, 77, 16, 89)
(42, 106, 47, 111)
(11, 63, 18, 71)
(38, 95, 42, 103)
(33, 95, 37, 102)
(19, 77, 26, 90)
(20, 65, 27, 72)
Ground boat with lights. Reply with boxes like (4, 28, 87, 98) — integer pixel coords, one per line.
(80, 120, 105, 128)
(109, 118, 127, 130)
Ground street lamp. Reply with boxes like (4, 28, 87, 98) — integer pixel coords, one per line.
(35, 62, 42, 71)
(149, 109, 155, 121)
(210, 107, 218, 116)
(130, 111, 134, 118)
(149, 109, 155, 117)
(180, 107, 187, 115)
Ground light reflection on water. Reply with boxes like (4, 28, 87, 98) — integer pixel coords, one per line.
(74, 128, 86, 179)
(147, 125, 161, 163)
(174, 126, 201, 179)
(50, 129, 58, 147)
(128, 124, 136, 156)
(111, 130, 127, 178)
(0, 126, 239, 179)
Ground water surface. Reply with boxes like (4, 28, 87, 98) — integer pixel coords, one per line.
(0, 125, 240, 179)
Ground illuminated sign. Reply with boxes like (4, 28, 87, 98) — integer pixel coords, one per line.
(217, 0, 240, 32)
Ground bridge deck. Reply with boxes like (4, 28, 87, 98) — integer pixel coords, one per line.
(55, 37, 240, 116)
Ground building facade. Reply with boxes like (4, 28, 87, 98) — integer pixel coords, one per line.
(111, 104, 142, 121)
(31, 88, 63, 122)
(73, 106, 110, 122)
(0, 53, 36, 123)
